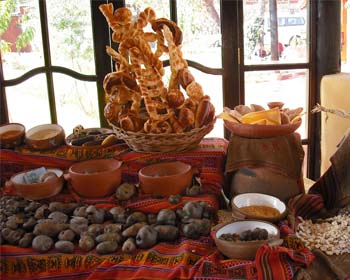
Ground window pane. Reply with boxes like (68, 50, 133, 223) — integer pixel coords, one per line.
(53, 73, 100, 134)
(1, 0, 44, 79)
(178, 0, 222, 68)
(6, 74, 51, 128)
(46, 0, 95, 75)
(244, 69, 308, 139)
(126, 1, 170, 18)
(243, 0, 309, 65)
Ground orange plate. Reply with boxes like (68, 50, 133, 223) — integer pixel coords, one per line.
(224, 119, 302, 138)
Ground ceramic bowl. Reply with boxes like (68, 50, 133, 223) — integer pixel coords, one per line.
(0, 123, 25, 149)
(214, 220, 282, 260)
(224, 119, 301, 138)
(5, 168, 64, 200)
(26, 124, 65, 150)
(231, 193, 287, 222)
(138, 161, 194, 196)
(65, 158, 122, 198)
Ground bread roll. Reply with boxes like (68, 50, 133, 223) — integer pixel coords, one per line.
(178, 107, 195, 128)
(195, 98, 211, 128)
(167, 89, 185, 108)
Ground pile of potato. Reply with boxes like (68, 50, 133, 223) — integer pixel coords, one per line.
(0, 196, 212, 254)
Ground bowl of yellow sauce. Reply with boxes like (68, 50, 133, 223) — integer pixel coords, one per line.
(0, 123, 25, 149)
(231, 193, 287, 222)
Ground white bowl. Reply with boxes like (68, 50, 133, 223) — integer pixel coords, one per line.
(231, 193, 287, 222)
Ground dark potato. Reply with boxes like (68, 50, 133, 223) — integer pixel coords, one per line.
(32, 235, 54, 253)
(136, 225, 158, 249)
(55, 240, 75, 253)
(156, 209, 176, 225)
(116, 183, 137, 200)
(58, 229, 75, 241)
(79, 235, 95, 251)
(96, 241, 118, 254)
(154, 225, 179, 242)
(122, 237, 136, 254)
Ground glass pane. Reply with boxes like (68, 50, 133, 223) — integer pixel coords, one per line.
(243, 0, 309, 65)
(244, 69, 309, 139)
(46, 1, 95, 75)
(53, 73, 100, 135)
(6, 74, 51, 128)
(126, 1, 170, 18)
(0, 0, 44, 79)
(178, 0, 222, 68)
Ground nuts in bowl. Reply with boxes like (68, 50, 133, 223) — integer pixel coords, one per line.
(214, 220, 282, 260)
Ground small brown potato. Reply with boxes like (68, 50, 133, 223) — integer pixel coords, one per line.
(147, 213, 157, 225)
(19, 233, 35, 248)
(79, 235, 95, 251)
(154, 225, 179, 242)
(58, 229, 75, 241)
(87, 224, 105, 237)
(87, 208, 105, 224)
(95, 232, 122, 244)
(126, 212, 147, 226)
(122, 237, 136, 254)
(156, 209, 176, 225)
(32, 235, 54, 253)
(182, 201, 203, 219)
(115, 183, 137, 200)
(23, 217, 37, 231)
(48, 211, 68, 224)
(2, 228, 24, 245)
(70, 216, 89, 225)
(182, 223, 201, 239)
(136, 225, 158, 249)
(24, 201, 41, 212)
(104, 223, 123, 233)
(109, 206, 126, 223)
(49, 202, 79, 214)
(34, 205, 49, 220)
(96, 241, 118, 255)
(122, 222, 147, 238)
(73, 206, 88, 217)
(33, 220, 68, 237)
(55, 240, 75, 253)
(70, 223, 88, 235)
(168, 194, 181, 204)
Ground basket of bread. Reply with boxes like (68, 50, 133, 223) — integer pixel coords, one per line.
(218, 102, 303, 138)
(99, 4, 215, 153)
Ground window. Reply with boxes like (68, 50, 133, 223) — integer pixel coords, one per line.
(1, 0, 319, 177)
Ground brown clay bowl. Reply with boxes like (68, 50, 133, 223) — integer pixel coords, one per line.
(224, 119, 301, 138)
(231, 193, 287, 223)
(138, 161, 194, 196)
(0, 123, 25, 149)
(65, 158, 122, 198)
(26, 124, 65, 150)
(213, 220, 282, 260)
(5, 168, 64, 200)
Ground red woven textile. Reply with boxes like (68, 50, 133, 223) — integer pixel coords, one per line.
(0, 137, 315, 280)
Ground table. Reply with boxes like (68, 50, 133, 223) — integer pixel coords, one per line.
(0, 138, 325, 279)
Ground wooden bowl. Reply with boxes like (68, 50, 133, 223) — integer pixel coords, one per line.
(213, 220, 282, 260)
(138, 161, 194, 196)
(65, 159, 122, 198)
(26, 124, 65, 150)
(0, 123, 25, 149)
(231, 193, 287, 222)
(224, 119, 301, 138)
(5, 168, 64, 200)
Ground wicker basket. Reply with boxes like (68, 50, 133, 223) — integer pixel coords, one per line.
(109, 119, 216, 153)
